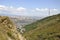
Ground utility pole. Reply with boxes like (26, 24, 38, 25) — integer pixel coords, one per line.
(48, 9, 50, 16)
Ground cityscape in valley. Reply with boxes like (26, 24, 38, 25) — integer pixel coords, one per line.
(0, 0, 60, 40)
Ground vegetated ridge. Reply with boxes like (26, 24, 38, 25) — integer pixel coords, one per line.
(23, 14, 60, 40)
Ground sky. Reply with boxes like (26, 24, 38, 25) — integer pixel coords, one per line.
(0, 0, 60, 17)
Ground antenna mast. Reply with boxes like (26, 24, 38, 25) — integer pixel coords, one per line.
(49, 9, 50, 16)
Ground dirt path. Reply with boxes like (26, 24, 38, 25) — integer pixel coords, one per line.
(18, 33, 26, 40)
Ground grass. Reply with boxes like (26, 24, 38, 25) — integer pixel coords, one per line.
(0, 16, 21, 40)
(23, 14, 60, 40)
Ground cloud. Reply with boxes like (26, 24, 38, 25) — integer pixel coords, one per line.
(31, 8, 60, 17)
(33, 8, 58, 12)
(53, 8, 58, 11)
(32, 8, 58, 13)
(35, 8, 48, 11)
(17, 7, 26, 13)
(0, 5, 26, 14)
(35, 8, 40, 11)
(0, 5, 60, 17)
(0, 5, 8, 10)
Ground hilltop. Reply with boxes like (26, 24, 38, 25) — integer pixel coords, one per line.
(23, 14, 60, 40)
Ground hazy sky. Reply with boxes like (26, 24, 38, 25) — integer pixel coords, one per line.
(0, 0, 60, 17)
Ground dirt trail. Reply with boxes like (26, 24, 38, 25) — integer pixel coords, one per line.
(18, 33, 26, 40)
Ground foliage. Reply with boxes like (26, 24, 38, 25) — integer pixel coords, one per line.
(23, 14, 60, 40)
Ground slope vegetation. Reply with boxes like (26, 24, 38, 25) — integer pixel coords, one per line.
(23, 14, 60, 40)
(0, 16, 25, 40)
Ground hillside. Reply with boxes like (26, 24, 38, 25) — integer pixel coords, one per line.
(0, 16, 25, 40)
(23, 14, 60, 40)
(9, 16, 38, 33)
